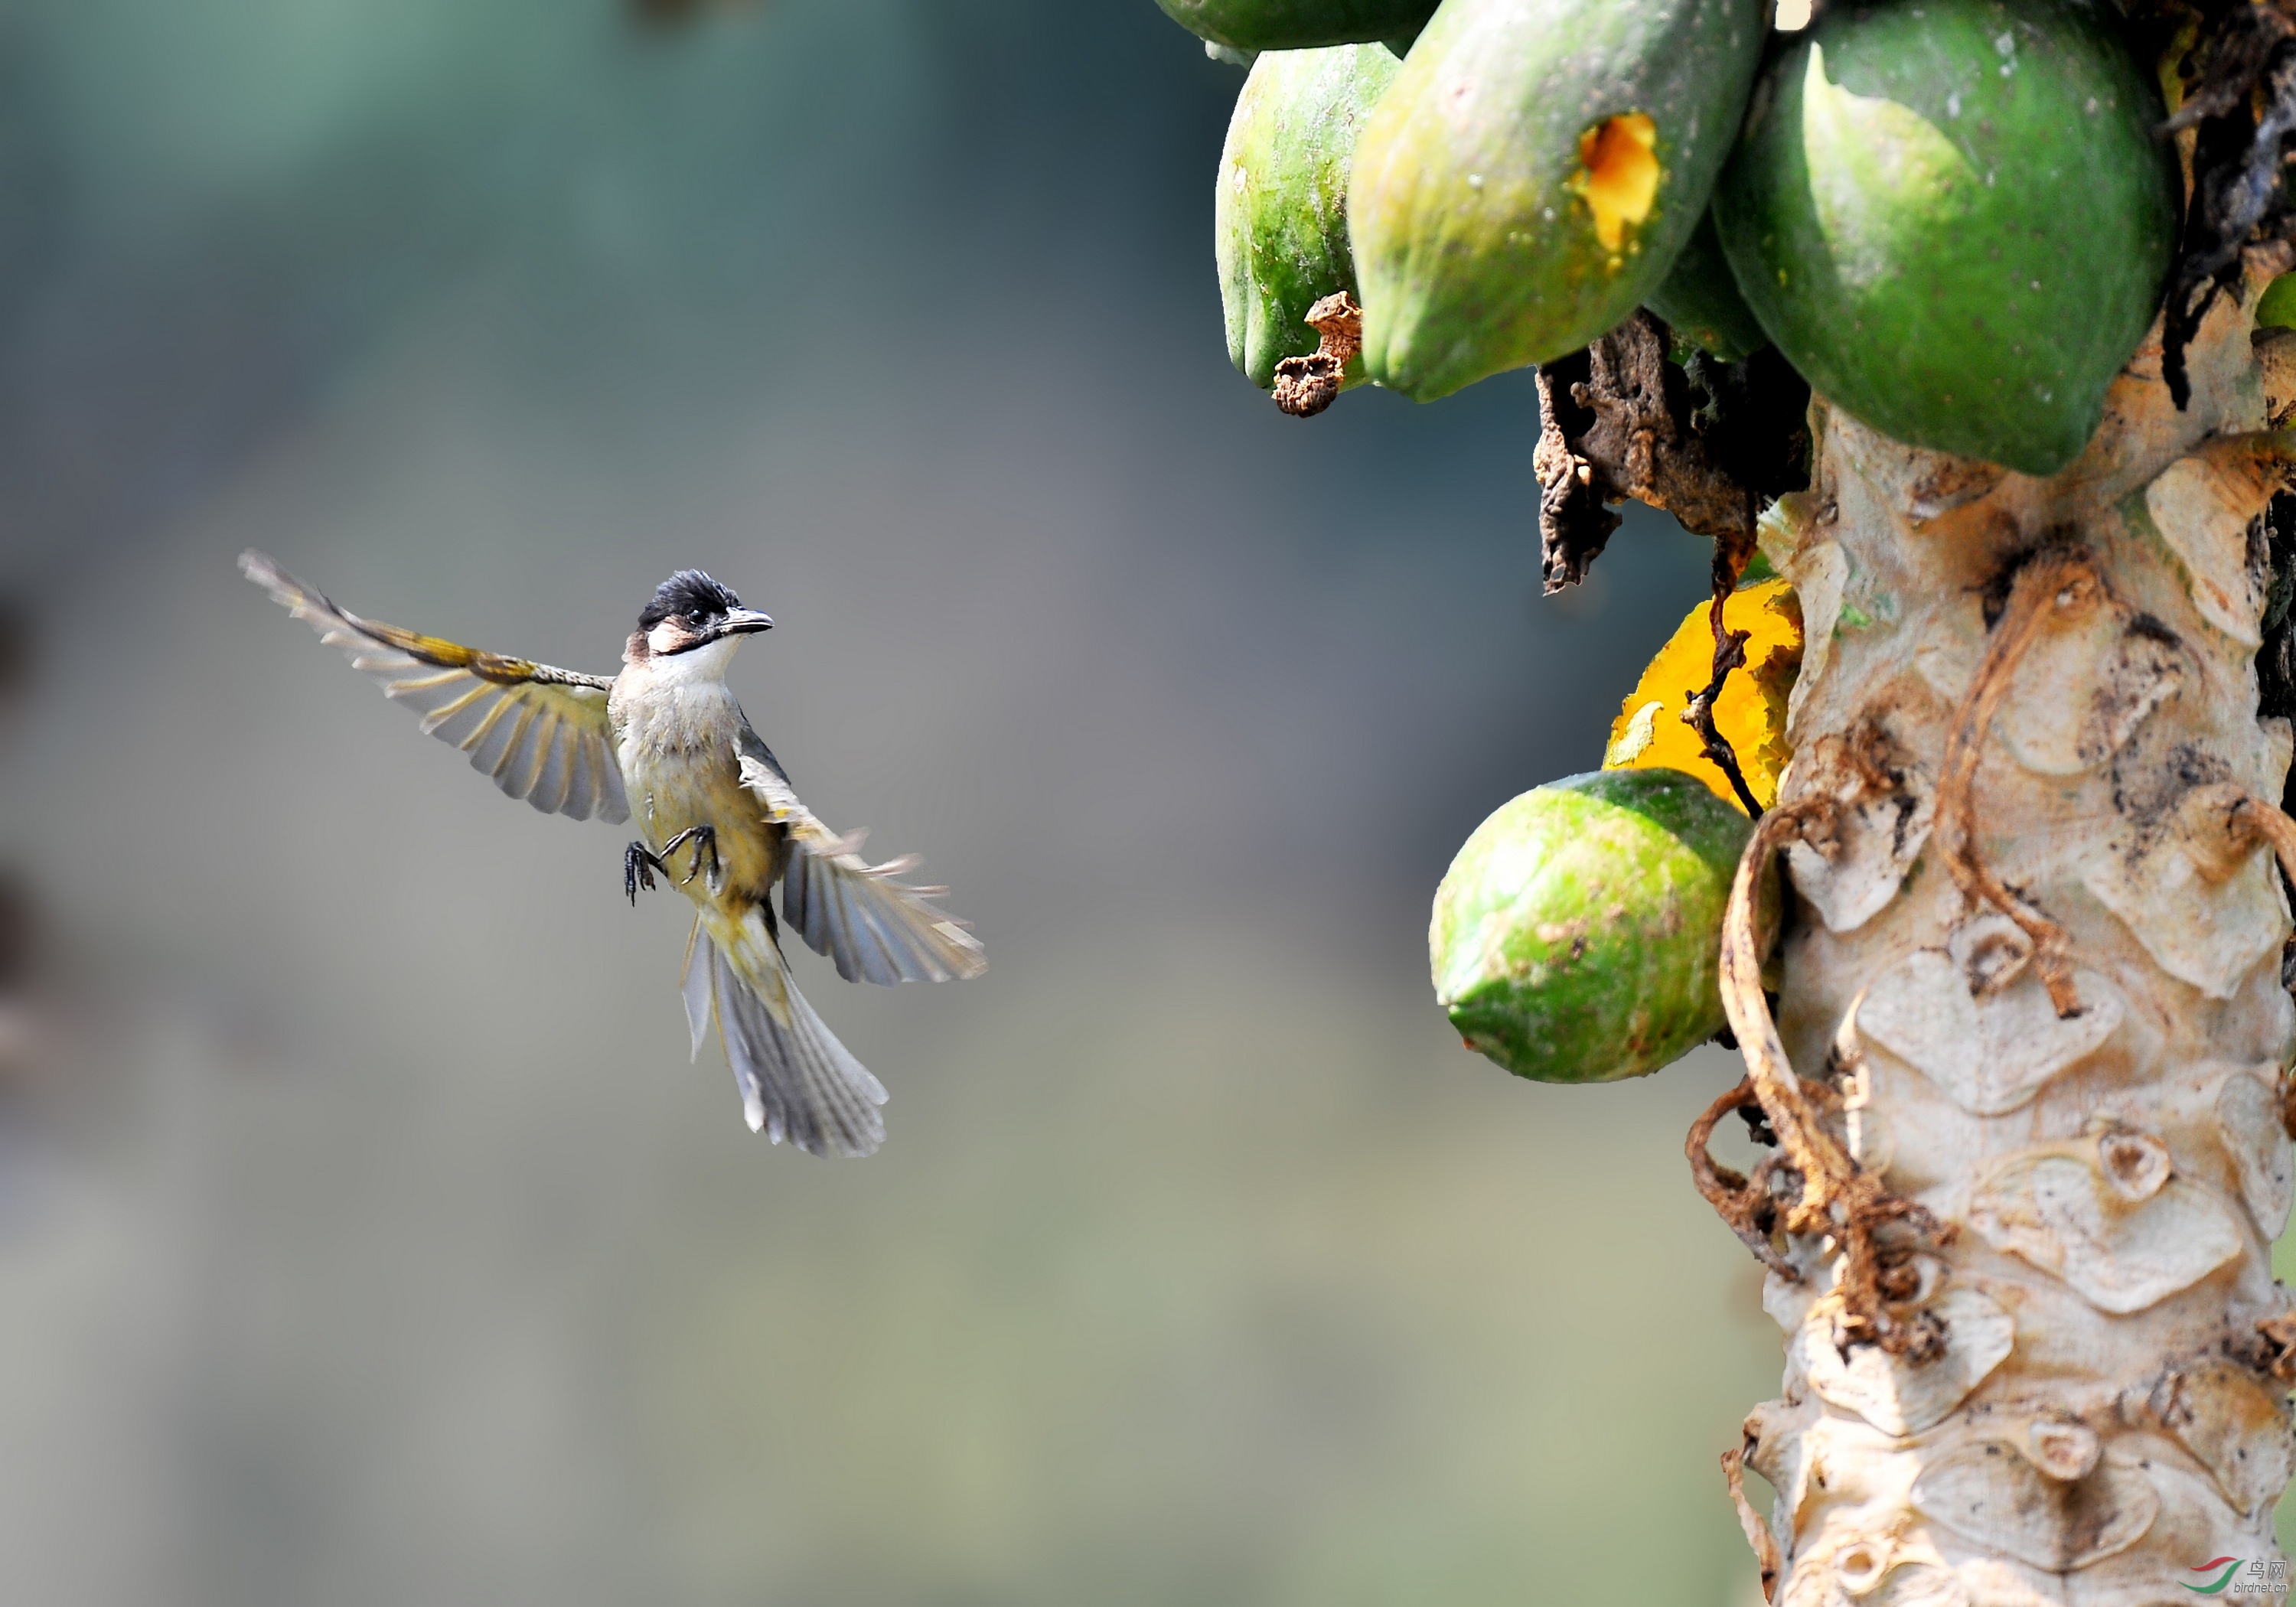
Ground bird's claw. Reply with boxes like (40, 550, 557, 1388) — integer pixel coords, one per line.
(678, 826, 721, 890)
(625, 841, 667, 905)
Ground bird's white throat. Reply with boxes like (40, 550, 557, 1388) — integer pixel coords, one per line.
(645, 631, 744, 683)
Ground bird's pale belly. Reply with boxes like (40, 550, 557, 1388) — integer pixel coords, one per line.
(624, 744, 784, 910)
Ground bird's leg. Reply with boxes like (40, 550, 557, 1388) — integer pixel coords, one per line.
(661, 824, 721, 891)
(629, 829, 720, 902)
(625, 842, 670, 905)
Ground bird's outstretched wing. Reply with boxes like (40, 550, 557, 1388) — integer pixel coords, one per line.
(735, 752, 987, 985)
(240, 550, 630, 823)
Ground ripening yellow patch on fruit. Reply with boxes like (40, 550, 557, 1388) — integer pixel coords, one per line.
(1603, 578, 1802, 813)
(1568, 112, 1659, 255)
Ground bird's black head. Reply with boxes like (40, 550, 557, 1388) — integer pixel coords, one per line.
(641, 569, 742, 630)
(637, 569, 773, 654)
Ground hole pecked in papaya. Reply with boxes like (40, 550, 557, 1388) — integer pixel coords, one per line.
(1568, 112, 1659, 256)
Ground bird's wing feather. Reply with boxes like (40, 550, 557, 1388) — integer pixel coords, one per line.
(240, 549, 629, 824)
(735, 751, 987, 985)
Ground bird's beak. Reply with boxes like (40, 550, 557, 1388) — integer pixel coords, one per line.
(715, 608, 775, 640)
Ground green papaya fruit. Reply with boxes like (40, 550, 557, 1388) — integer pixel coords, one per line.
(1349, 0, 1766, 402)
(1156, 0, 1437, 53)
(1430, 768, 1761, 1084)
(1644, 209, 1767, 362)
(1219, 44, 1401, 390)
(1712, 0, 2176, 477)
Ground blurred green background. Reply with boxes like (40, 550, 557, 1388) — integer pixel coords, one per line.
(0, 2, 1839, 1602)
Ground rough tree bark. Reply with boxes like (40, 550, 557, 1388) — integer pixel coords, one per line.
(1708, 270, 2296, 1604)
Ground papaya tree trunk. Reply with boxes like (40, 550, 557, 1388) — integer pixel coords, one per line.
(1727, 269, 2296, 1602)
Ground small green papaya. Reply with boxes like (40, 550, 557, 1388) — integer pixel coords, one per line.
(1219, 44, 1401, 390)
(1644, 210, 1767, 362)
(1349, 0, 1766, 401)
(1156, 0, 1437, 53)
(1430, 769, 1760, 1084)
(1712, 0, 2175, 476)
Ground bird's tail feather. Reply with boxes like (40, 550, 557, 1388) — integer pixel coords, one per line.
(681, 911, 888, 1158)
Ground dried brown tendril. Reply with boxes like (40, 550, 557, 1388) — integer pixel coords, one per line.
(1682, 529, 1764, 817)
(2232, 787, 2296, 887)
(1936, 546, 2102, 1018)
(1688, 1077, 1800, 1279)
(1713, 803, 1950, 1359)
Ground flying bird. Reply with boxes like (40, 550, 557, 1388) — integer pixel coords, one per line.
(240, 551, 984, 1157)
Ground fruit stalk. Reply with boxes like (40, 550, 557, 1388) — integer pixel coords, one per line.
(1720, 271, 2296, 1601)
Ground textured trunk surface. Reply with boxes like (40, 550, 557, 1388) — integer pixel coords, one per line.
(1742, 276, 2296, 1605)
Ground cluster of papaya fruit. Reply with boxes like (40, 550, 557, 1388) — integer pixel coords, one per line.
(1163, 0, 2192, 1084)
(1183, 0, 2178, 477)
